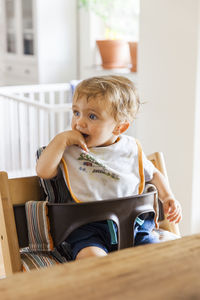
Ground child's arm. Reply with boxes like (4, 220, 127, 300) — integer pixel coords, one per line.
(149, 169, 182, 224)
(36, 130, 88, 179)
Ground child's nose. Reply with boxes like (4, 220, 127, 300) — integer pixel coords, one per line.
(76, 116, 87, 128)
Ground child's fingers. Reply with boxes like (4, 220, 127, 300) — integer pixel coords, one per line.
(167, 207, 182, 223)
(163, 199, 182, 223)
(170, 202, 182, 217)
(163, 201, 175, 214)
(168, 213, 181, 223)
(169, 201, 177, 214)
(167, 206, 178, 217)
(167, 212, 179, 222)
(79, 141, 89, 152)
(163, 202, 170, 214)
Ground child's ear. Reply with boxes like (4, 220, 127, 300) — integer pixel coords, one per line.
(113, 122, 130, 135)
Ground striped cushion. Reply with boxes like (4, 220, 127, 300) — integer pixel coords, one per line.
(25, 201, 53, 251)
(21, 248, 67, 271)
(22, 201, 67, 271)
(36, 147, 73, 203)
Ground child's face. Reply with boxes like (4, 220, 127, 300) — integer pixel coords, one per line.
(71, 96, 119, 148)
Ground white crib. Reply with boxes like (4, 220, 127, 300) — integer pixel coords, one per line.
(0, 83, 73, 178)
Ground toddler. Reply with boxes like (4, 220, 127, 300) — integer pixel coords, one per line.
(36, 75, 182, 260)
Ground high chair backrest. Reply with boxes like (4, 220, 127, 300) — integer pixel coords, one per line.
(0, 152, 180, 277)
(147, 152, 180, 236)
(0, 174, 42, 276)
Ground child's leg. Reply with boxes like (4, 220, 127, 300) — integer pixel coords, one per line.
(76, 246, 107, 260)
(65, 221, 111, 260)
(134, 212, 159, 246)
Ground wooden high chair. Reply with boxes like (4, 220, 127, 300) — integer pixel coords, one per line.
(0, 152, 180, 277)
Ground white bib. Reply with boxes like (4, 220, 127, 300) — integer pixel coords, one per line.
(61, 135, 146, 203)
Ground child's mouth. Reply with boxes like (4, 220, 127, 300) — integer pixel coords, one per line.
(82, 133, 89, 139)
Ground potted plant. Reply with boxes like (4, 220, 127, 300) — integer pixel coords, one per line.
(78, 0, 139, 71)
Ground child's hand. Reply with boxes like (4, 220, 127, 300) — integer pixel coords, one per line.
(163, 198, 182, 223)
(36, 130, 88, 179)
(64, 130, 89, 152)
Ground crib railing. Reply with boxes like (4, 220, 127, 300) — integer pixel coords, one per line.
(0, 83, 72, 177)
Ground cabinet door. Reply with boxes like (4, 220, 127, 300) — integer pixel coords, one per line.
(5, 0, 17, 54)
(21, 0, 35, 55)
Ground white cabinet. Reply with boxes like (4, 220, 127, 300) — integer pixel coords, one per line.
(0, 0, 77, 85)
(4, 0, 35, 56)
(2, 59, 38, 85)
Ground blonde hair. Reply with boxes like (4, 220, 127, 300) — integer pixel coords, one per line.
(73, 75, 140, 122)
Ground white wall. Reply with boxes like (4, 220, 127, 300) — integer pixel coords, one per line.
(138, 0, 200, 236)
(36, 0, 77, 83)
(192, 1, 200, 233)
(78, 9, 105, 79)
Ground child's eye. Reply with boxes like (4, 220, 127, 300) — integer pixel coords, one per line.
(73, 110, 80, 117)
(89, 113, 97, 120)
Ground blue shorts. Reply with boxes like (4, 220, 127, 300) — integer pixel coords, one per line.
(58, 213, 159, 260)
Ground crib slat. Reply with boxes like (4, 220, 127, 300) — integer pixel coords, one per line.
(49, 92, 55, 139)
(5, 100, 12, 170)
(18, 96, 29, 170)
(38, 92, 46, 147)
(28, 93, 38, 169)
(58, 91, 65, 133)
(10, 101, 20, 171)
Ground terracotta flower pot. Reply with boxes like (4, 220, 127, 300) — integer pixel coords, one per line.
(128, 41, 138, 72)
(96, 40, 128, 69)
